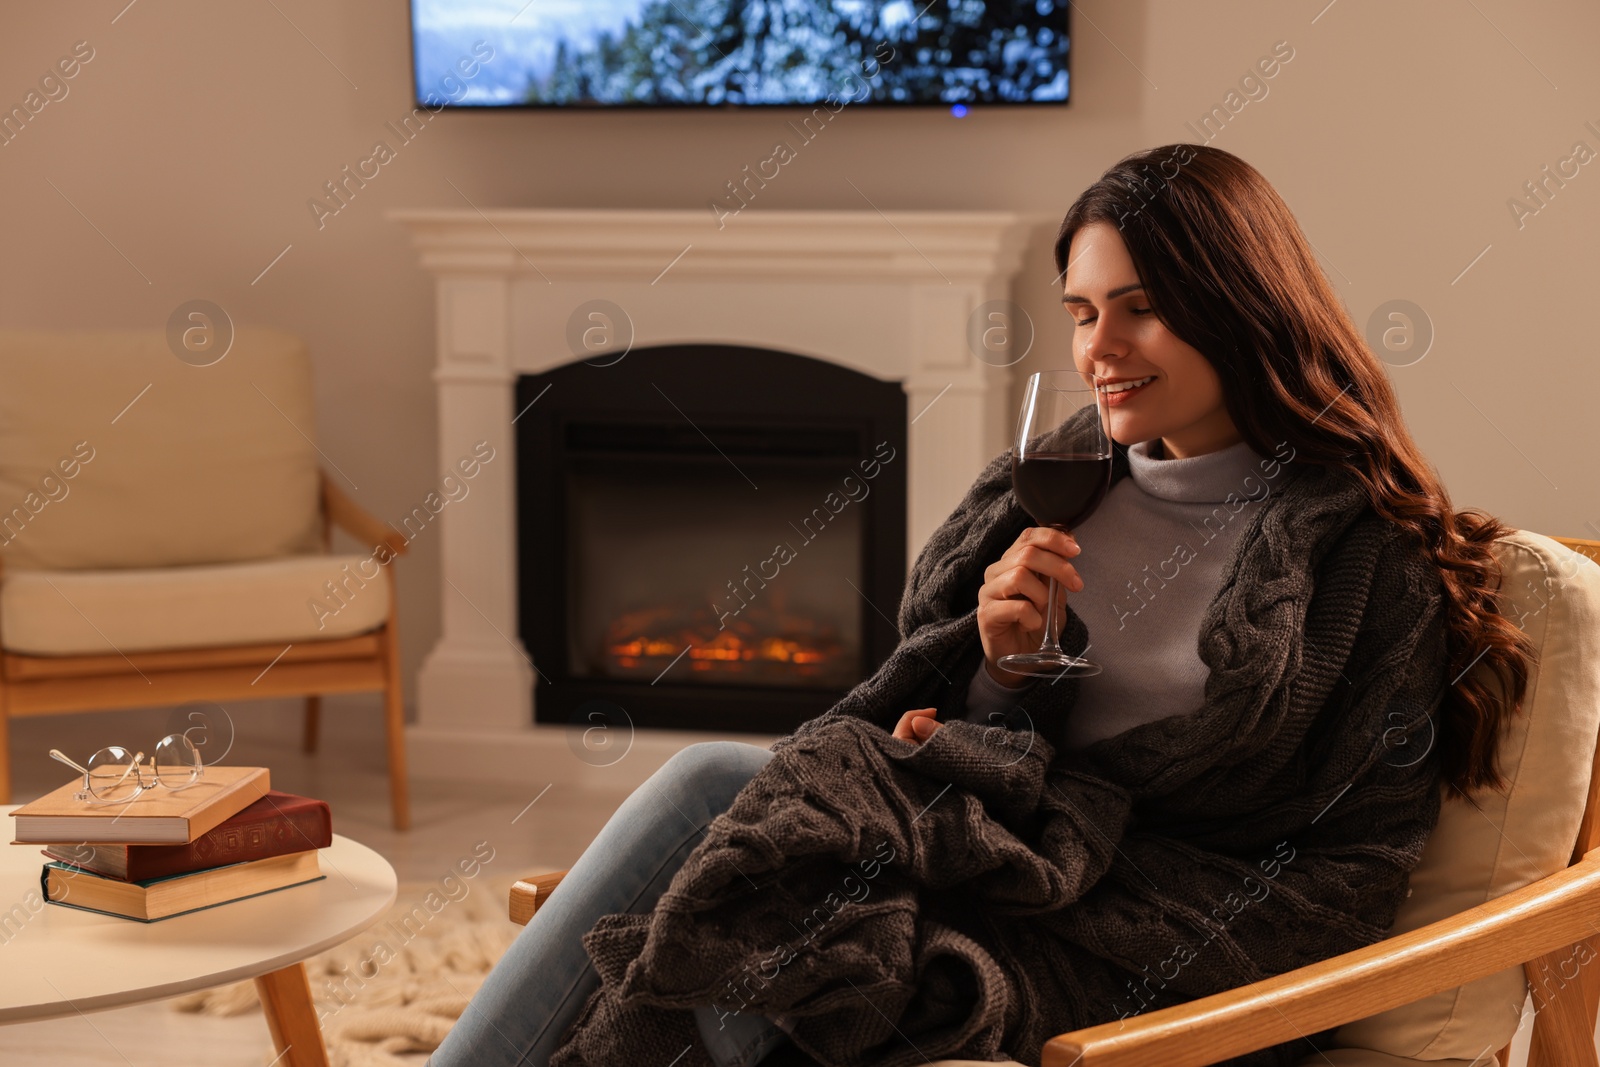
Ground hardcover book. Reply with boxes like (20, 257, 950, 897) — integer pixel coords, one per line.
(42, 790, 331, 881)
(41, 849, 323, 922)
(11, 766, 270, 845)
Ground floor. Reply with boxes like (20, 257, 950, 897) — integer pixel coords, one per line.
(0, 695, 1570, 1066)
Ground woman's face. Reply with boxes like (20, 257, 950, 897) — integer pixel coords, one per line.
(1063, 221, 1243, 459)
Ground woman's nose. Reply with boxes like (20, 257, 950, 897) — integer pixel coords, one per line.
(1080, 320, 1126, 364)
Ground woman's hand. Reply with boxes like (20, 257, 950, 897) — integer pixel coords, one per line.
(893, 707, 942, 744)
(976, 527, 1084, 687)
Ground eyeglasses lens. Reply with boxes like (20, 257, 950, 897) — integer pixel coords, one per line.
(153, 733, 202, 788)
(85, 746, 143, 802)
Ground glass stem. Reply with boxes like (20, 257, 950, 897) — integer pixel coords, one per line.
(1039, 575, 1064, 654)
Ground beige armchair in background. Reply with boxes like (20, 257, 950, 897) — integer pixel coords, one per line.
(0, 327, 411, 830)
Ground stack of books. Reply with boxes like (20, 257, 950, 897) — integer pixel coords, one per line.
(10, 767, 332, 922)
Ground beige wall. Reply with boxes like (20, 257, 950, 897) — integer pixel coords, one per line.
(3, 1, 1595, 709)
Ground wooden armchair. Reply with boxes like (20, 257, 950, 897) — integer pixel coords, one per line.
(508, 534, 1600, 1066)
(0, 328, 413, 830)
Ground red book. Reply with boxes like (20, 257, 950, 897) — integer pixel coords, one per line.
(42, 790, 331, 882)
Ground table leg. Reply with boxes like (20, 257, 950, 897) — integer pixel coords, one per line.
(255, 962, 331, 1067)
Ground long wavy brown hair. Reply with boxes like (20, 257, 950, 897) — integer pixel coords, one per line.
(1053, 143, 1534, 802)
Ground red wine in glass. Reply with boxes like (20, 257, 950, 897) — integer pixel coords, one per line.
(1012, 453, 1113, 531)
(998, 371, 1112, 678)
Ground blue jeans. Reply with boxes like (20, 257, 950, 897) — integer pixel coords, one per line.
(428, 741, 796, 1067)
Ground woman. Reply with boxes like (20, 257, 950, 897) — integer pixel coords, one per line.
(430, 144, 1533, 1067)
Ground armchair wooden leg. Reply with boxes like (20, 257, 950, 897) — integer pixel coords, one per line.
(303, 695, 321, 754)
(380, 621, 411, 832)
(1524, 933, 1600, 1067)
(0, 593, 9, 804)
(255, 961, 330, 1067)
(0, 703, 10, 805)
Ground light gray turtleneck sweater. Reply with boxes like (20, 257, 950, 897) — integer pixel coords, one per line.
(961, 435, 1285, 749)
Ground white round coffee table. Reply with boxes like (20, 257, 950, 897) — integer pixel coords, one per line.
(0, 807, 397, 1067)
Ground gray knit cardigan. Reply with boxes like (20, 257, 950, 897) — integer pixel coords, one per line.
(549, 406, 1451, 1067)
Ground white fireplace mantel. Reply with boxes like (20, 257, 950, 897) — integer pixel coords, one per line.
(389, 208, 1033, 784)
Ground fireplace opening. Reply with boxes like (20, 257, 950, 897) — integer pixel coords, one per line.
(516, 344, 907, 736)
(570, 458, 863, 690)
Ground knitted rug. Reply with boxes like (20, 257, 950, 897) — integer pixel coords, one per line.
(171, 876, 525, 1067)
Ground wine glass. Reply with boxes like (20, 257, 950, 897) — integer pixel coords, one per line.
(997, 369, 1113, 678)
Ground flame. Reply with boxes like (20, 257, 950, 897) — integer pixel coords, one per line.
(602, 601, 847, 684)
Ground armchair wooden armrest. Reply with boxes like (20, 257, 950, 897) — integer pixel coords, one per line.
(320, 471, 409, 557)
(509, 854, 1600, 1066)
(1045, 848, 1600, 1066)
(509, 871, 570, 926)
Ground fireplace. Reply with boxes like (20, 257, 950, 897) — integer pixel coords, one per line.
(390, 207, 1028, 786)
(516, 344, 907, 735)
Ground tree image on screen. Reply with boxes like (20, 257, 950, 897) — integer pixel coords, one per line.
(411, 1, 1069, 107)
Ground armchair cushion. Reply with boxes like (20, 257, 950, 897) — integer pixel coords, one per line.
(1296, 531, 1600, 1063)
(0, 327, 322, 572)
(0, 554, 390, 654)
(1306, 1054, 1479, 1067)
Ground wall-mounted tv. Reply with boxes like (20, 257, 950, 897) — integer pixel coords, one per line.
(410, 1, 1069, 109)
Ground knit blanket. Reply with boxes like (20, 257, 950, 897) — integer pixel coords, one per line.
(548, 406, 1451, 1067)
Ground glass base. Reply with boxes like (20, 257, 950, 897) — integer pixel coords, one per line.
(996, 651, 1102, 678)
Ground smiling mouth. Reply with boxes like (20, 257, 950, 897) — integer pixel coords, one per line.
(1099, 375, 1156, 396)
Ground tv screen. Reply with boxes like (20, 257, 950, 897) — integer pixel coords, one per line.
(410, 1, 1069, 109)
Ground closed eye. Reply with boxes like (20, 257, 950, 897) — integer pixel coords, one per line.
(1073, 307, 1153, 327)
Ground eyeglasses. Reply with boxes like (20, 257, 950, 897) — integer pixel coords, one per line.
(48, 733, 205, 804)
